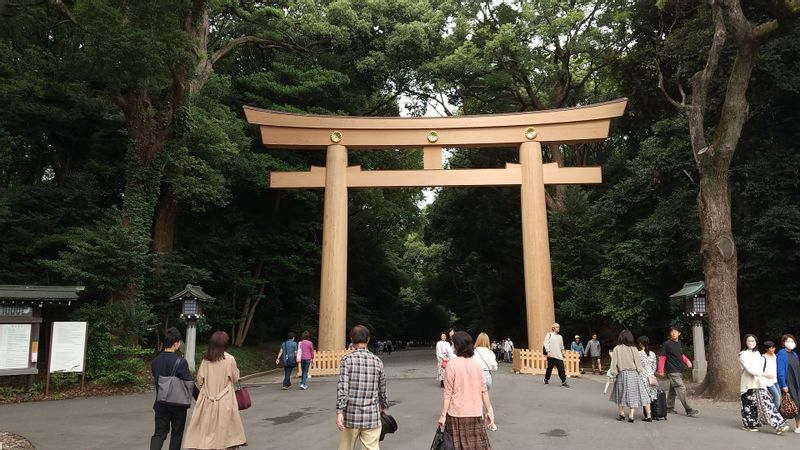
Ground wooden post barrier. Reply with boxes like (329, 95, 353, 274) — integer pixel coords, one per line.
(308, 349, 352, 377)
(512, 349, 581, 378)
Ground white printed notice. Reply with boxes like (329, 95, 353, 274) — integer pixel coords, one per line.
(0, 324, 31, 370)
(49, 322, 87, 373)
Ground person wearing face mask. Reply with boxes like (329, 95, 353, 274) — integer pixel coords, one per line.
(776, 334, 800, 432)
(739, 334, 789, 433)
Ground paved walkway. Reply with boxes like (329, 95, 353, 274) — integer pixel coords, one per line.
(0, 348, 789, 449)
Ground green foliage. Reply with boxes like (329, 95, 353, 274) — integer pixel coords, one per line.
(39, 208, 151, 295)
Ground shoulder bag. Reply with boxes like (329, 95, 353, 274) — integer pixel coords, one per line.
(156, 357, 194, 407)
(235, 382, 252, 410)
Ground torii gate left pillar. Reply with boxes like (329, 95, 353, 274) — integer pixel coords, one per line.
(245, 99, 627, 351)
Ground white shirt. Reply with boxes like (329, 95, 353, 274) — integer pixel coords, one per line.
(502, 340, 513, 352)
(436, 340, 454, 360)
(473, 347, 498, 371)
(764, 353, 778, 387)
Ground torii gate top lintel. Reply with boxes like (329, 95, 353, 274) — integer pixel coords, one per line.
(243, 98, 627, 149)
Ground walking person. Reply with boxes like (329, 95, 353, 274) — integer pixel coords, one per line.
(298, 330, 315, 390)
(637, 336, 658, 404)
(183, 331, 246, 450)
(275, 332, 298, 390)
(436, 331, 453, 388)
(739, 334, 789, 433)
(571, 335, 585, 374)
(150, 327, 193, 450)
(438, 331, 494, 449)
(586, 333, 602, 374)
(763, 340, 781, 410)
(608, 330, 652, 422)
(336, 325, 389, 450)
(776, 334, 800, 432)
(502, 337, 514, 363)
(656, 327, 699, 417)
(474, 332, 498, 431)
(543, 323, 569, 387)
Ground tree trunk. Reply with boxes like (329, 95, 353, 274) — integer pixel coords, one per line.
(152, 183, 179, 254)
(234, 259, 266, 347)
(697, 171, 740, 400)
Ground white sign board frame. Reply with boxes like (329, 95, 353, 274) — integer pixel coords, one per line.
(48, 321, 87, 373)
(46, 321, 88, 395)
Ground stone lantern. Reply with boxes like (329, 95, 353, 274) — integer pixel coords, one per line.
(170, 284, 215, 371)
(669, 281, 707, 383)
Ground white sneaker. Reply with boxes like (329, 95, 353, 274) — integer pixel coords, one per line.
(300, 384, 308, 390)
(793, 428, 800, 434)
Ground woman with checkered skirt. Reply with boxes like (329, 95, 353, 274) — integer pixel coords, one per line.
(608, 330, 652, 422)
(438, 331, 494, 449)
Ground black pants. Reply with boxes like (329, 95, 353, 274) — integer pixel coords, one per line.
(150, 406, 187, 450)
(545, 357, 566, 382)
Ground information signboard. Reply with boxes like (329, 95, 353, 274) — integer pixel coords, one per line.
(49, 321, 87, 373)
(0, 324, 31, 370)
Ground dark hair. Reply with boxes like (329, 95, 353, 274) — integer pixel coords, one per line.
(163, 327, 182, 348)
(764, 340, 776, 349)
(782, 334, 797, 347)
(637, 335, 650, 354)
(287, 332, 296, 340)
(204, 331, 229, 362)
(452, 331, 474, 358)
(669, 326, 681, 333)
(350, 325, 370, 344)
(302, 331, 311, 341)
(617, 330, 635, 347)
(742, 334, 758, 352)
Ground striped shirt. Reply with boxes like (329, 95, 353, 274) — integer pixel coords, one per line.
(336, 348, 388, 429)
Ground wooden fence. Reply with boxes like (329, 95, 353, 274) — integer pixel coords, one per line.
(512, 348, 582, 377)
(308, 350, 352, 377)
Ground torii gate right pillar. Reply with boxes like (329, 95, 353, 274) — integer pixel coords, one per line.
(520, 141, 555, 352)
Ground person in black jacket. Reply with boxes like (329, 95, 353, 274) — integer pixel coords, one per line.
(150, 327, 193, 450)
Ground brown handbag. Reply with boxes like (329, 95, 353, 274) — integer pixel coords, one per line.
(780, 394, 798, 419)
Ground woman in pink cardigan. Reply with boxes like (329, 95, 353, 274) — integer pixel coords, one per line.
(437, 331, 494, 449)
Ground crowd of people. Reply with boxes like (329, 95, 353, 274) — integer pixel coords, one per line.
(149, 322, 800, 450)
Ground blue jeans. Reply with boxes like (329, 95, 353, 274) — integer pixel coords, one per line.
(483, 370, 494, 420)
(283, 365, 295, 387)
(301, 360, 311, 386)
(767, 383, 781, 410)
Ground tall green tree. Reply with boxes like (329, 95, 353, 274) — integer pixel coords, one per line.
(657, 0, 800, 399)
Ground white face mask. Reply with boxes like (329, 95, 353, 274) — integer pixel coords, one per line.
(787, 341, 796, 351)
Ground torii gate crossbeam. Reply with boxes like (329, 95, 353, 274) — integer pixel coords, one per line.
(244, 99, 627, 351)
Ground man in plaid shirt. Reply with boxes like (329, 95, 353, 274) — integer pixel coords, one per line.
(336, 324, 389, 450)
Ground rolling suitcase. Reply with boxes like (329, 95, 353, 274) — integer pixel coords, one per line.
(651, 389, 668, 420)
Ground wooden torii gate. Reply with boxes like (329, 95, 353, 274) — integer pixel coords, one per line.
(245, 98, 627, 352)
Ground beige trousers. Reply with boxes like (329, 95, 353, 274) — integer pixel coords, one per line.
(338, 426, 381, 450)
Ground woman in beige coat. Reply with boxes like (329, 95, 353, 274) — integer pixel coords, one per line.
(184, 331, 246, 449)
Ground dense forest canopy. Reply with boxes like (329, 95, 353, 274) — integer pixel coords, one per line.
(0, 0, 798, 398)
